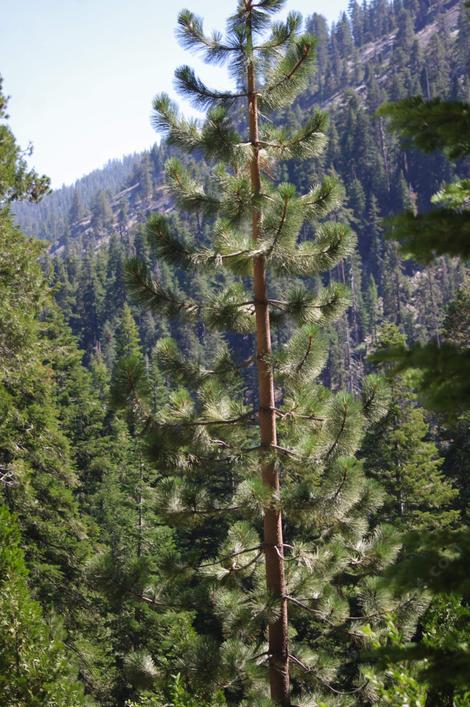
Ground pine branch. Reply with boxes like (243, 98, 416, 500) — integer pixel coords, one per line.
(259, 112, 328, 160)
(198, 545, 262, 568)
(268, 224, 355, 276)
(177, 10, 240, 64)
(270, 444, 301, 459)
(204, 286, 257, 333)
(289, 653, 369, 696)
(284, 282, 351, 325)
(261, 35, 317, 109)
(385, 209, 470, 262)
(153, 95, 241, 161)
(325, 399, 351, 461)
(202, 106, 241, 161)
(152, 93, 201, 151)
(125, 257, 199, 318)
(295, 335, 313, 373)
(252, 1, 287, 14)
(265, 189, 292, 255)
(304, 396, 364, 464)
(379, 97, 470, 160)
(284, 595, 336, 626)
(361, 374, 390, 424)
(254, 11, 302, 54)
(227, 551, 264, 573)
(302, 176, 344, 219)
(145, 213, 195, 267)
(165, 158, 220, 215)
(152, 410, 255, 428)
(175, 65, 248, 110)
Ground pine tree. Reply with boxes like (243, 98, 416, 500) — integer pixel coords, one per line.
(348, 0, 364, 46)
(90, 308, 202, 704)
(106, 235, 128, 320)
(0, 75, 50, 205)
(91, 189, 114, 233)
(122, 3, 412, 703)
(366, 194, 384, 282)
(363, 323, 458, 532)
(0, 215, 91, 609)
(364, 274, 381, 345)
(139, 153, 154, 205)
(118, 198, 129, 236)
(436, 286, 470, 523)
(69, 188, 88, 225)
(78, 253, 105, 353)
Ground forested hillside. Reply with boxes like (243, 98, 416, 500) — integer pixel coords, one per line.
(2, 0, 470, 704)
(13, 0, 469, 384)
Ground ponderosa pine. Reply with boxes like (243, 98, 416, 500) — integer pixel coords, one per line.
(123, 2, 417, 703)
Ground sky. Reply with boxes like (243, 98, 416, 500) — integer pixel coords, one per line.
(1, 0, 347, 188)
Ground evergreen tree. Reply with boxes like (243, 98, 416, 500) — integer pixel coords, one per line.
(439, 286, 470, 521)
(0, 211, 90, 610)
(139, 153, 154, 204)
(348, 0, 365, 46)
(0, 78, 103, 702)
(363, 324, 458, 531)
(91, 189, 114, 233)
(0, 504, 87, 706)
(0, 75, 50, 205)
(123, 3, 413, 703)
(69, 188, 88, 225)
(90, 307, 203, 704)
(118, 198, 129, 236)
(106, 234, 128, 319)
(78, 253, 106, 353)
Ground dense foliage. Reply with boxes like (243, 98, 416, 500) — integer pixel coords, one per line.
(1, 0, 469, 704)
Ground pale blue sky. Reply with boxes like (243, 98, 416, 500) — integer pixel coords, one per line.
(1, 0, 347, 187)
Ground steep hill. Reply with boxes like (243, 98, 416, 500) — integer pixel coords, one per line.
(12, 0, 470, 387)
(13, 0, 466, 251)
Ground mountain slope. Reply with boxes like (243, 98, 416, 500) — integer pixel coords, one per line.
(12, 0, 470, 386)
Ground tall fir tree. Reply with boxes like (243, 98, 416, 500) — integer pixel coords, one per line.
(362, 323, 458, 532)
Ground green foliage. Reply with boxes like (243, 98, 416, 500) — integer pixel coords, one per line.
(364, 616, 428, 705)
(369, 36, 470, 699)
(384, 209, 470, 262)
(432, 178, 470, 208)
(364, 326, 458, 531)
(120, 1, 423, 703)
(372, 341, 470, 423)
(0, 76, 50, 205)
(380, 94, 470, 265)
(379, 97, 470, 160)
(126, 673, 226, 706)
(3, 0, 468, 702)
(0, 504, 87, 705)
(0, 214, 90, 607)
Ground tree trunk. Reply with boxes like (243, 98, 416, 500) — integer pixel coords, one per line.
(426, 266, 441, 348)
(246, 8, 290, 704)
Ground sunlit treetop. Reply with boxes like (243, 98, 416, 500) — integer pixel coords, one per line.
(0, 76, 50, 207)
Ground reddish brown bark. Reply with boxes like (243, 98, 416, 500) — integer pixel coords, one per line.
(246, 5, 290, 703)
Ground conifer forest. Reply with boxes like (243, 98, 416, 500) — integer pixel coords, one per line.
(3, 0, 470, 704)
